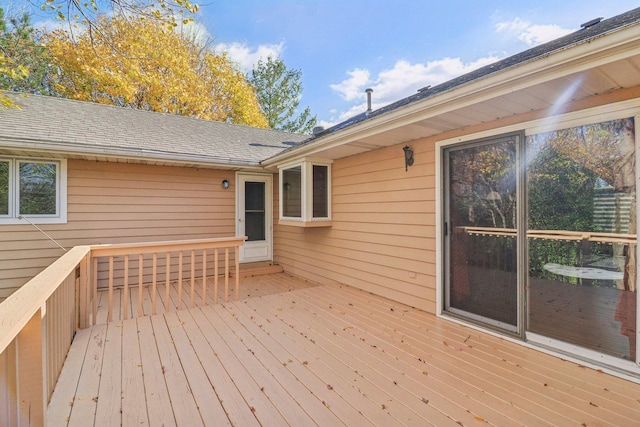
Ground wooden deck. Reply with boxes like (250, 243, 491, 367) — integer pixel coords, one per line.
(48, 273, 640, 426)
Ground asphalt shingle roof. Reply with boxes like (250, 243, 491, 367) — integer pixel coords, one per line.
(0, 93, 306, 166)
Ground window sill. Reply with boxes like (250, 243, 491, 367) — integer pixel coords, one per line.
(278, 219, 332, 228)
(1, 216, 67, 225)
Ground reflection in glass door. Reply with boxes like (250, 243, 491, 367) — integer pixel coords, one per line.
(526, 118, 637, 361)
(444, 134, 521, 332)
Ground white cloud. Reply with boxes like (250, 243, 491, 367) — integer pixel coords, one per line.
(215, 41, 285, 73)
(328, 68, 371, 101)
(175, 21, 214, 49)
(495, 17, 574, 47)
(324, 54, 500, 127)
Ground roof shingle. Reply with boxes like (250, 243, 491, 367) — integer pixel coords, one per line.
(0, 93, 306, 166)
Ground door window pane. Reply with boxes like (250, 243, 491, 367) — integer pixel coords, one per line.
(245, 182, 265, 241)
(527, 118, 636, 360)
(19, 162, 57, 215)
(0, 161, 9, 215)
(282, 166, 302, 218)
(447, 138, 518, 327)
(313, 165, 328, 218)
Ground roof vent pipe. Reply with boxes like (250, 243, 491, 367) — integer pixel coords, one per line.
(365, 88, 373, 114)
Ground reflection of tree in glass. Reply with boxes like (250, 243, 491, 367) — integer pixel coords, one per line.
(0, 161, 8, 215)
(19, 162, 56, 215)
(527, 139, 597, 232)
(527, 119, 634, 232)
(450, 141, 516, 229)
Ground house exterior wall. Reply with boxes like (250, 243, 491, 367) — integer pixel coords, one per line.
(0, 159, 236, 299)
(274, 141, 437, 313)
(272, 90, 640, 315)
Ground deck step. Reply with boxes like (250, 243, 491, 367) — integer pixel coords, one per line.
(235, 262, 283, 278)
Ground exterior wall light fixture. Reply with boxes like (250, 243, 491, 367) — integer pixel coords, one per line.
(222, 179, 230, 189)
(403, 145, 414, 171)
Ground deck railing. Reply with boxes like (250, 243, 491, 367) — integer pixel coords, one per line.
(0, 236, 245, 427)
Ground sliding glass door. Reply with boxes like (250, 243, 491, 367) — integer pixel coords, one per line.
(444, 134, 521, 332)
(443, 117, 637, 365)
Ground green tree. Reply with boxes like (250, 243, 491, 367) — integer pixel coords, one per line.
(0, 8, 50, 95)
(249, 56, 317, 134)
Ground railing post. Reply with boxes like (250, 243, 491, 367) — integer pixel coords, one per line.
(16, 309, 45, 427)
(92, 256, 98, 326)
(78, 254, 91, 329)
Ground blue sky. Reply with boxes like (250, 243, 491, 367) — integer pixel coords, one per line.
(192, 0, 639, 128)
(16, 0, 640, 128)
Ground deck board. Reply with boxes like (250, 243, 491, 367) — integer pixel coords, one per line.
(333, 283, 640, 422)
(120, 318, 149, 427)
(136, 316, 177, 426)
(48, 273, 640, 426)
(270, 287, 528, 426)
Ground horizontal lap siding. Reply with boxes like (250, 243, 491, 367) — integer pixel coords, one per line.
(274, 141, 437, 313)
(0, 160, 235, 299)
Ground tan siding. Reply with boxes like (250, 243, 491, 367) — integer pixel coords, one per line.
(0, 160, 236, 298)
(274, 142, 438, 312)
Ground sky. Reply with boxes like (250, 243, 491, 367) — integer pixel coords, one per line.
(14, 0, 640, 128)
(191, 0, 639, 128)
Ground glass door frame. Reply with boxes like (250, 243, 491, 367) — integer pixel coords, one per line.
(236, 172, 273, 263)
(441, 131, 526, 337)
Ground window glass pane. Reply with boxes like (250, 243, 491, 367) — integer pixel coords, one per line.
(446, 138, 518, 328)
(282, 166, 302, 218)
(19, 162, 57, 215)
(0, 161, 8, 215)
(313, 165, 328, 218)
(527, 118, 636, 360)
(245, 181, 265, 241)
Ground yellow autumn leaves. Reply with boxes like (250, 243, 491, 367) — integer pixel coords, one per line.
(0, 53, 28, 108)
(44, 15, 268, 127)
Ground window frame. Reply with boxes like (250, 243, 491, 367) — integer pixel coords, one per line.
(278, 158, 332, 226)
(0, 157, 67, 224)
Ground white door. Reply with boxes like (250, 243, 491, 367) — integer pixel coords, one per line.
(237, 173, 272, 263)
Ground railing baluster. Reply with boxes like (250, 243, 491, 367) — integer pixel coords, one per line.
(235, 245, 240, 300)
(202, 249, 208, 306)
(224, 248, 229, 303)
(178, 251, 183, 310)
(214, 248, 219, 304)
(152, 253, 157, 315)
(190, 249, 196, 308)
(165, 252, 171, 313)
(123, 255, 129, 320)
(138, 253, 143, 317)
(108, 256, 114, 323)
(151, 252, 158, 314)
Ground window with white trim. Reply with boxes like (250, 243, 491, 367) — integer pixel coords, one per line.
(279, 159, 332, 225)
(0, 158, 67, 224)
